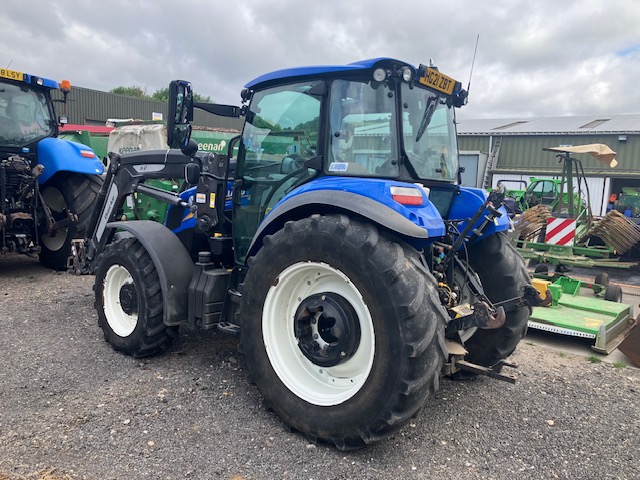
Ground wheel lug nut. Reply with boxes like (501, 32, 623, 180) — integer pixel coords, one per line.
(313, 334, 318, 339)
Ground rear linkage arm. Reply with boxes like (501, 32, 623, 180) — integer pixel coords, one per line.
(437, 189, 551, 383)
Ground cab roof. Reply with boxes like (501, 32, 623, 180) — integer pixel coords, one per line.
(244, 57, 412, 91)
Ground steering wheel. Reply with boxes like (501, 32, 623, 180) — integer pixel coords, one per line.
(524, 192, 540, 208)
(262, 166, 311, 211)
(281, 154, 305, 173)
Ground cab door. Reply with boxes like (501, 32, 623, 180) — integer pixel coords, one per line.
(232, 81, 323, 263)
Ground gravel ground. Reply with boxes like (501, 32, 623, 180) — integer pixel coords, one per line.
(1, 254, 639, 480)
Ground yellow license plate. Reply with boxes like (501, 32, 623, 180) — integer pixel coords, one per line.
(0, 68, 24, 82)
(419, 68, 456, 95)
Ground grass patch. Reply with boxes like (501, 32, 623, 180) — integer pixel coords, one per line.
(558, 352, 567, 358)
(588, 355, 602, 364)
(613, 361, 626, 369)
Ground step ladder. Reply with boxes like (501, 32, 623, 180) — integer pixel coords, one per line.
(482, 137, 502, 189)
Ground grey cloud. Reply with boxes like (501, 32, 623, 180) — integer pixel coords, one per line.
(2, 0, 639, 120)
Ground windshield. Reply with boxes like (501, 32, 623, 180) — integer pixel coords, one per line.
(327, 79, 399, 176)
(0, 82, 55, 147)
(400, 83, 458, 181)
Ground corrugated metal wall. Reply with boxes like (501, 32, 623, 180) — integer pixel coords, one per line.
(51, 87, 244, 131)
(459, 134, 640, 176)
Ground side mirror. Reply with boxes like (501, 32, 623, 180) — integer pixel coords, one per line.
(184, 162, 201, 186)
(168, 80, 194, 148)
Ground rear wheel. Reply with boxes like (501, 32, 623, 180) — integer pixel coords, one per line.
(39, 174, 102, 270)
(240, 214, 447, 450)
(94, 237, 177, 357)
(594, 272, 609, 286)
(604, 285, 623, 303)
(463, 233, 531, 367)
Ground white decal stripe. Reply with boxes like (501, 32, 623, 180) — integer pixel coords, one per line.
(545, 219, 576, 246)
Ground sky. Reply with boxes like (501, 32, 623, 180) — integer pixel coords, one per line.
(3, 0, 640, 121)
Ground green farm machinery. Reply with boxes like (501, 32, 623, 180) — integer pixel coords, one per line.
(510, 144, 640, 268)
(528, 271, 637, 354)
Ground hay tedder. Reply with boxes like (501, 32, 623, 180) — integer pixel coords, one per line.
(510, 144, 640, 269)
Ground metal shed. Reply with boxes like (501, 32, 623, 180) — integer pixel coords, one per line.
(456, 115, 640, 216)
(51, 86, 244, 131)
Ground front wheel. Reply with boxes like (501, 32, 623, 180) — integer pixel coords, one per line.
(94, 237, 178, 357)
(39, 174, 102, 270)
(463, 233, 531, 366)
(240, 214, 447, 450)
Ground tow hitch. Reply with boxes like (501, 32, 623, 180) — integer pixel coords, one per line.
(442, 286, 550, 383)
(443, 340, 519, 383)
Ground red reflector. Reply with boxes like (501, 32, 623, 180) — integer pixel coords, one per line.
(80, 150, 95, 158)
(392, 194, 423, 205)
(390, 186, 423, 205)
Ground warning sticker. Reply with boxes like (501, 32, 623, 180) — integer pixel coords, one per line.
(451, 304, 473, 317)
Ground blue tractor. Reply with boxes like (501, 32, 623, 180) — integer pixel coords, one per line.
(0, 69, 103, 269)
(82, 58, 544, 449)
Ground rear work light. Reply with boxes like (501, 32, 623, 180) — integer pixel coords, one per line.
(390, 186, 423, 206)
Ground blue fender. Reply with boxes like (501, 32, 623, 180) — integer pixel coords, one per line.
(247, 176, 446, 257)
(447, 186, 510, 242)
(37, 137, 104, 184)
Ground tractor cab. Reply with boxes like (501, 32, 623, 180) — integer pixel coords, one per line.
(0, 70, 65, 152)
(169, 58, 469, 262)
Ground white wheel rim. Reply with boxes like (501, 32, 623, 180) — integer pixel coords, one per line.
(103, 264, 138, 337)
(40, 186, 68, 251)
(262, 261, 375, 406)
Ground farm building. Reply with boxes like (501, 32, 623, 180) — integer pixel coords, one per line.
(51, 85, 244, 131)
(457, 114, 640, 216)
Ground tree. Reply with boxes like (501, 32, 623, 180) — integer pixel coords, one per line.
(151, 87, 169, 102)
(112, 86, 213, 103)
(110, 86, 148, 98)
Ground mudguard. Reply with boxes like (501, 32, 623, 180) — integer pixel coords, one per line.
(247, 177, 446, 258)
(37, 137, 104, 184)
(448, 186, 511, 241)
(106, 221, 194, 326)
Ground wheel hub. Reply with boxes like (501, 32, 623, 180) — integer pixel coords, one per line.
(119, 283, 138, 315)
(294, 293, 360, 367)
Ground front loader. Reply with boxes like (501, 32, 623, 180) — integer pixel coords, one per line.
(76, 58, 547, 449)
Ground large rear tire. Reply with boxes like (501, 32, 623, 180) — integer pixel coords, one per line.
(240, 214, 447, 450)
(463, 232, 530, 366)
(39, 174, 102, 270)
(94, 237, 178, 357)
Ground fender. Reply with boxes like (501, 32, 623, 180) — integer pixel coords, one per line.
(247, 177, 447, 258)
(106, 221, 194, 326)
(448, 186, 511, 241)
(37, 137, 104, 184)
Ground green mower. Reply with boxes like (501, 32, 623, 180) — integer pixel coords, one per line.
(529, 270, 637, 354)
